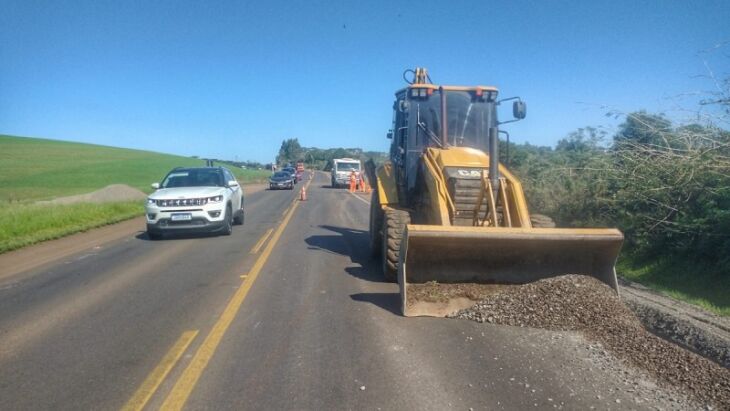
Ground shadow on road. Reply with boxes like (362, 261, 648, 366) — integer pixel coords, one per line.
(134, 231, 219, 242)
(350, 292, 400, 315)
(306, 225, 401, 314)
(304, 225, 386, 283)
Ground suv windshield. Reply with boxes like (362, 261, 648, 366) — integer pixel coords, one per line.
(273, 171, 289, 178)
(336, 162, 360, 171)
(414, 90, 496, 151)
(161, 169, 224, 188)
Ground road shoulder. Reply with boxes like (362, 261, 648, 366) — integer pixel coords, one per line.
(0, 217, 145, 281)
(620, 278, 730, 368)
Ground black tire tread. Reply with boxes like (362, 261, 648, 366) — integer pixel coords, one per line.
(222, 205, 233, 236)
(382, 208, 410, 282)
(233, 197, 244, 225)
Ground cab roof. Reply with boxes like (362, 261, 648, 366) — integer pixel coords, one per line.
(396, 83, 499, 96)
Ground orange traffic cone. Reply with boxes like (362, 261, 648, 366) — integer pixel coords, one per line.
(300, 186, 307, 201)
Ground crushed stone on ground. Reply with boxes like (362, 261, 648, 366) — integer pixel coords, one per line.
(406, 282, 514, 306)
(449, 274, 730, 410)
(620, 279, 730, 369)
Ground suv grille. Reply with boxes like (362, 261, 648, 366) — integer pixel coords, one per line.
(155, 198, 209, 207)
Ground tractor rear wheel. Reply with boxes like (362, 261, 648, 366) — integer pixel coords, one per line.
(381, 208, 410, 282)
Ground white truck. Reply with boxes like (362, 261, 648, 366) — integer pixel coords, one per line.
(331, 158, 362, 188)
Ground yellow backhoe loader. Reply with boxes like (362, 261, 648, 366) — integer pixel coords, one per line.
(366, 68, 624, 317)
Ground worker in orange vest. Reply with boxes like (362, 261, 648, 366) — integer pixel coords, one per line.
(349, 170, 357, 192)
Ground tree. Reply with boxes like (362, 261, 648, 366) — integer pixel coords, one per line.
(277, 138, 303, 165)
(556, 127, 606, 154)
(613, 111, 672, 147)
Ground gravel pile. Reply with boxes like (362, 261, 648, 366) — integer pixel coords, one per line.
(406, 282, 513, 306)
(451, 274, 730, 409)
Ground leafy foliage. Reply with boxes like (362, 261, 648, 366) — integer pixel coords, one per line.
(505, 107, 730, 274)
(277, 138, 304, 166)
(610, 115, 730, 268)
(276, 138, 388, 170)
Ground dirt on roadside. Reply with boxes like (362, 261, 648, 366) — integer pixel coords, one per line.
(449, 275, 730, 410)
(36, 184, 146, 205)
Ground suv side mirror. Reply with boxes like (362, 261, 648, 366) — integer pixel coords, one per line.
(513, 100, 526, 119)
(151, 182, 160, 189)
(227, 180, 239, 188)
(387, 130, 393, 139)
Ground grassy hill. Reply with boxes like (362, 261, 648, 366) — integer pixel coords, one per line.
(0, 135, 269, 202)
(0, 134, 271, 253)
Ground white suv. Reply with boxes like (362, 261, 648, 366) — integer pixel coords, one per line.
(145, 167, 244, 239)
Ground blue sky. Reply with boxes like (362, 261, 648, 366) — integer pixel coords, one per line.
(1, 0, 728, 163)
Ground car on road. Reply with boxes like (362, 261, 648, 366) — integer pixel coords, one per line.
(283, 167, 298, 183)
(269, 171, 294, 190)
(145, 166, 244, 239)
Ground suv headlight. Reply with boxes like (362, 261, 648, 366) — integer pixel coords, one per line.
(147, 198, 157, 205)
(208, 195, 223, 203)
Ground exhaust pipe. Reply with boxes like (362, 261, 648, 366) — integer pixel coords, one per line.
(440, 87, 448, 147)
(488, 126, 500, 198)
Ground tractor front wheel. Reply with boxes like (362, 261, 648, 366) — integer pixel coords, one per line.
(381, 208, 410, 282)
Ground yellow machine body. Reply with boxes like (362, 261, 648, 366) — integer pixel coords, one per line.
(375, 146, 624, 317)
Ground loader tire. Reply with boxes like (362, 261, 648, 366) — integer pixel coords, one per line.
(530, 213, 556, 228)
(381, 208, 410, 282)
(369, 190, 383, 259)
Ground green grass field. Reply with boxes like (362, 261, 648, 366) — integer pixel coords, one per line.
(0, 135, 270, 201)
(0, 134, 271, 253)
(0, 201, 142, 253)
(618, 257, 730, 317)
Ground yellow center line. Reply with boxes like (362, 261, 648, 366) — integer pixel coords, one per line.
(121, 330, 199, 411)
(160, 178, 312, 411)
(249, 228, 273, 254)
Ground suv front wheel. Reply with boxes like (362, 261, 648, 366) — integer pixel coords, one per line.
(221, 205, 233, 236)
(233, 197, 244, 225)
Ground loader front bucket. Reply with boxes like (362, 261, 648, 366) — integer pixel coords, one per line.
(398, 225, 624, 317)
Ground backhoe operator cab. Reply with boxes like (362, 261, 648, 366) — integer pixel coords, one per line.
(387, 73, 526, 208)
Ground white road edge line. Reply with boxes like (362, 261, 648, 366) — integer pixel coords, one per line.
(348, 190, 371, 205)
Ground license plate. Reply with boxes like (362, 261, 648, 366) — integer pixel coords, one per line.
(171, 213, 192, 221)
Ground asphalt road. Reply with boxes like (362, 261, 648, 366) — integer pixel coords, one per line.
(0, 171, 683, 410)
